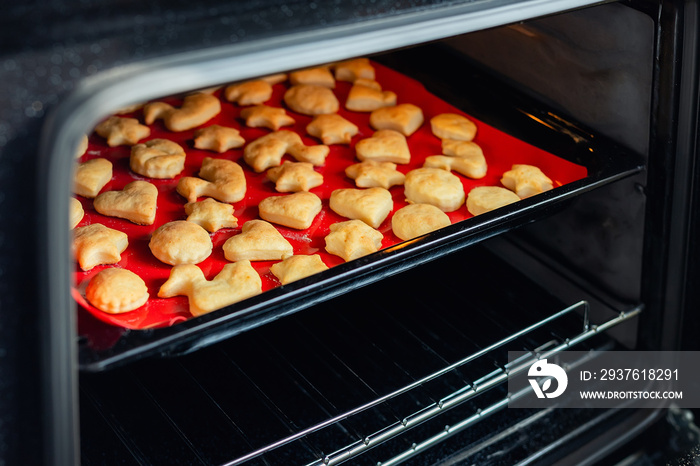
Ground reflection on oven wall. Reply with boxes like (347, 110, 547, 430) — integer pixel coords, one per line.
(446, 2, 653, 305)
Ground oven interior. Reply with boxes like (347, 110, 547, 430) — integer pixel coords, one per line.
(62, 1, 697, 464)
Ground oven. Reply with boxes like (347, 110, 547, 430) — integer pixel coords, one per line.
(3, 0, 700, 464)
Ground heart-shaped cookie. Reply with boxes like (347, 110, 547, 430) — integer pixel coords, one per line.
(223, 220, 293, 262)
(355, 129, 411, 164)
(94, 180, 158, 225)
(329, 187, 393, 229)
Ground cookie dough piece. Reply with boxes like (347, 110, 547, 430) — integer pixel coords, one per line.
(222, 220, 293, 262)
(144, 93, 221, 132)
(404, 168, 465, 212)
(334, 58, 375, 83)
(345, 160, 405, 189)
(130, 139, 186, 179)
(284, 84, 339, 116)
(430, 113, 477, 141)
(424, 154, 487, 180)
(73, 223, 129, 271)
(86, 268, 149, 314)
(345, 79, 396, 112)
(324, 220, 383, 262)
(306, 114, 359, 145)
(243, 130, 329, 172)
(94, 180, 158, 225)
(391, 204, 451, 241)
(266, 161, 323, 193)
(289, 67, 335, 88)
(240, 105, 295, 131)
(74, 157, 112, 198)
(270, 254, 329, 285)
(224, 80, 273, 105)
(185, 198, 238, 233)
(158, 261, 262, 317)
(149, 220, 213, 265)
(501, 164, 554, 198)
(94, 116, 150, 147)
(466, 186, 521, 216)
(329, 187, 393, 229)
(177, 157, 246, 203)
(258, 191, 323, 230)
(355, 129, 411, 164)
(369, 104, 424, 136)
(70, 198, 84, 229)
(193, 125, 246, 153)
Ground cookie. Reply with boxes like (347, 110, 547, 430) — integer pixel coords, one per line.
(193, 125, 245, 153)
(324, 220, 383, 262)
(149, 220, 213, 265)
(466, 186, 521, 216)
(501, 164, 554, 198)
(177, 157, 246, 203)
(266, 161, 323, 193)
(284, 84, 339, 115)
(94, 180, 158, 225)
(85, 268, 149, 314)
(442, 139, 484, 159)
(289, 67, 335, 88)
(76, 134, 89, 158)
(185, 198, 238, 233)
(345, 160, 405, 189)
(73, 223, 129, 271)
(130, 138, 186, 179)
(329, 187, 393, 229)
(158, 261, 262, 317)
(369, 103, 424, 136)
(423, 154, 487, 179)
(355, 129, 411, 164)
(430, 113, 477, 141)
(70, 198, 84, 229)
(222, 220, 293, 262)
(240, 105, 295, 131)
(270, 254, 329, 285)
(74, 157, 112, 198)
(334, 58, 375, 82)
(224, 80, 273, 105)
(144, 93, 221, 132)
(94, 116, 150, 147)
(306, 114, 359, 145)
(404, 168, 465, 212)
(391, 204, 451, 241)
(243, 130, 329, 172)
(345, 79, 397, 112)
(258, 191, 323, 230)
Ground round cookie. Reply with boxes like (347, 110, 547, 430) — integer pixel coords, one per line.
(85, 268, 149, 314)
(404, 168, 465, 212)
(149, 220, 213, 265)
(391, 204, 451, 241)
(284, 84, 339, 116)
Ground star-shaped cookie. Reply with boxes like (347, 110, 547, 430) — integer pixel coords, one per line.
(185, 198, 239, 232)
(240, 105, 295, 131)
(266, 161, 323, 192)
(345, 160, 405, 189)
(94, 116, 150, 147)
(194, 125, 246, 153)
(73, 223, 129, 271)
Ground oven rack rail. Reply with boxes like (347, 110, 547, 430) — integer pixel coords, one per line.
(224, 301, 642, 466)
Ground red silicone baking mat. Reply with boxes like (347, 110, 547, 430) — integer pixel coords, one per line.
(72, 61, 588, 330)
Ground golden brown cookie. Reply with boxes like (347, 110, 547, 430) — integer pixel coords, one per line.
(70, 198, 84, 229)
(149, 220, 213, 265)
(289, 67, 335, 88)
(177, 157, 246, 203)
(466, 186, 521, 215)
(391, 204, 451, 241)
(76, 134, 89, 158)
(423, 154, 487, 179)
(73, 223, 129, 271)
(158, 261, 262, 317)
(222, 220, 294, 262)
(306, 114, 359, 145)
(329, 187, 393, 229)
(74, 158, 113, 198)
(94, 116, 150, 147)
(324, 220, 383, 262)
(240, 105, 295, 131)
(270, 254, 329, 285)
(266, 161, 324, 193)
(193, 125, 245, 153)
(345, 79, 397, 112)
(243, 130, 329, 172)
(369, 103, 424, 136)
(430, 113, 477, 141)
(94, 180, 158, 225)
(345, 160, 405, 189)
(442, 139, 484, 159)
(258, 191, 323, 230)
(355, 129, 411, 164)
(144, 93, 221, 132)
(185, 198, 238, 233)
(224, 80, 273, 105)
(284, 84, 339, 116)
(334, 58, 375, 82)
(130, 138, 186, 179)
(501, 164, 553, 198)
(86, 268, 149, 314)
(404, 168, 465, 212)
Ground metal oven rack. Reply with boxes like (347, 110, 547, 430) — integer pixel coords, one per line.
(79, 246, 641, 465)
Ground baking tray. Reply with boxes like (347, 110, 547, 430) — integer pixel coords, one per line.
(77, 49, 644, 371)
